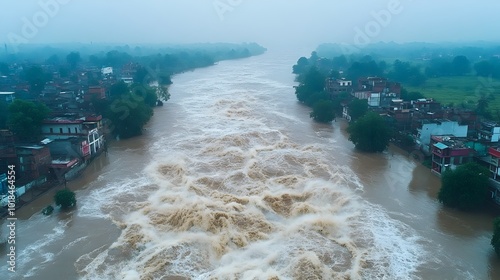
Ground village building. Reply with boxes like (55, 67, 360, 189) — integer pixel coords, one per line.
(416, 119, 468, 154)
(430, 136, 473, 175)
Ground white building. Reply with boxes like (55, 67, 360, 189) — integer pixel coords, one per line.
(101, 67, 113, 76)
(41, 116, 104, 157)
(478, 121, 500, 143)
(0, 92, 15, 103)
(416, 120, 468, 153)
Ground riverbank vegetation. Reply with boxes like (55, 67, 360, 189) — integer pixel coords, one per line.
(293, 57, 344, 123)
(347, 112, 391, 152)
(7, 100, 50, 141)
(438, 162, 490, 211)
(54, 189, 76, 210)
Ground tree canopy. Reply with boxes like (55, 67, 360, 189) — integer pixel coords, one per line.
(66, 51, 81, 69)
(295, 67, 326, 103)
(8, 100, 50, 141)
(54, 189, 76, 209)
(347, 112, 392, 152)
(106, 94, 153, 139)
(21, 65, 49, 93)
(400, 88, 425, 101)
(292, 56, 309, 74)
(388, 59, 426, 86)
(348, 99, 368, 121)
(451, 55, 471, 76)
(437, 162, 489, 211)
(310, 100, 335, 123)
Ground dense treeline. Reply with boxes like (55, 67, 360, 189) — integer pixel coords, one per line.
(93, 81, 158, 139)
(293, 58, 343, 123)
(310, 43, 500, 87)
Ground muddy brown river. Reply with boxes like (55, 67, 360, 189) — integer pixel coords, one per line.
(1, 50, 500, 279)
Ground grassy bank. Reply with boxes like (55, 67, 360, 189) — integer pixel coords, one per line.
(405, 76, 500, 112)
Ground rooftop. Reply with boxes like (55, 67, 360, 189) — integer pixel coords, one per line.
(43, 117, 85, 124)
(16, 145, 45, 150)
(433, 139, 468, 150)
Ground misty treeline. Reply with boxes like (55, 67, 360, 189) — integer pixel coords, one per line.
(295, 43, 500, 87)
(0, 43, 266, 85)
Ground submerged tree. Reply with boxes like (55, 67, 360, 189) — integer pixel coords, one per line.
(348, 98, 368, 121)
(54, 189, 77, 209)
(347, 112, 391, 152)
(438, 162, 489, 211)
(310, 100, 335, 123)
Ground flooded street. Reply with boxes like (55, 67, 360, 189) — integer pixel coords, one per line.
(2, 50, 500, 279)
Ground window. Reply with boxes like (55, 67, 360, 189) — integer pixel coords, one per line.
(59, 128, 63, 134)
(68, 128, 71, 134)
(50, 128, 53, 133)
(75, 127, 78, 133)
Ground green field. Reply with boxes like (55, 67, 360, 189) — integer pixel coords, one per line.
(405, 76, 500, 112)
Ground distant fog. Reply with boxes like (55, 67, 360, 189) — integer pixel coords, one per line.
(2, 0, 500, 51)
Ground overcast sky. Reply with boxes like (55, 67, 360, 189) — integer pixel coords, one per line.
(1, 0, 499, 50)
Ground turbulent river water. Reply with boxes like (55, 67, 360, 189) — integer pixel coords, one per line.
(2, 50, 500, 280)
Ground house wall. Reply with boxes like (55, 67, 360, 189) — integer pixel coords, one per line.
(368, 93, 380, 107)
(42, 123, 82, 140)
(493, 127, 500, 142)
(418, 121, 468, 152)
(16, 147, 51, 181)
(47, 139, 86, 158)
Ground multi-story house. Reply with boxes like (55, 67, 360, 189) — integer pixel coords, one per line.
(416, 119, 468, 154)
(431, 136, 472, 175)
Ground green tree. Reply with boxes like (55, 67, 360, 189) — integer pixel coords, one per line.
(21, 66, 49, 93)
(46, 54, 59, 65)
(8, 100, 50, 141)
(310, 100, 335, 123)
(133, 66, 150, 84)
(66, 52, 81, 69)
(292, 57, 309, 74)
(475, 60, 494, 77)
(451, 55, 471, 76)
(106, 93, 153, 139)
(348, 99, 368, 121)
(131, 84, 158, 107)
(54, 189, 76, 209)
(0, 101, 8, 129)
(303, 67, 326, 92)
(400, 88, 425, 101)
(492, 217, 500, 257)
(437, 162, 489, 211)
(476, 95, 491, 118)
(347, 60, 383, 84)
(388, 60, 426, 86)
(347, 112, 392, 152)
(295, 67, 326, 104)
(109, 81, 130, 99)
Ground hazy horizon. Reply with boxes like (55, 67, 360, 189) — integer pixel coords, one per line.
(2, 0, 500, 51)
